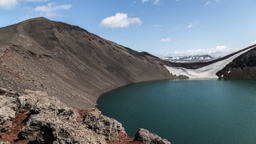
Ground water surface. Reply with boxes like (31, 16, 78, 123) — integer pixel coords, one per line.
(97, 80, 256, 144)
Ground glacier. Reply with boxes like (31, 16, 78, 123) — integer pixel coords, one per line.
(164, 47, 254, 79)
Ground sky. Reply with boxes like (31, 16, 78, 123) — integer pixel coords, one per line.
(0, 0, 256, 57)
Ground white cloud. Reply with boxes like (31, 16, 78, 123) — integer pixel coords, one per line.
(142, 0, 150, 3)
(187, 21, 198, 29)
(168, 46, 240, 57)
(204, 1, 211, 6)
(142, 0, 160, 5)
(0, 0, 18, 9)
(160, 37, 171, 42)
(187, 23, 193, 29)
(250, 40, 256, 45)
(34, 3, 72, 17)
(153, 0, 160, 5)
(100, 13, 142, 29)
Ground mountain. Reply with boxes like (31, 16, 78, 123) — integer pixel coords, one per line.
(163, 55, 214, 63)
(0, 17, 186, 109)
(0, 17, 175, 144)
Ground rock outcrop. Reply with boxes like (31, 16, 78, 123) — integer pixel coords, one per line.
(0, 88, 171, 144)
(0, 88, 106, 143)
(134, 128, 171, 144)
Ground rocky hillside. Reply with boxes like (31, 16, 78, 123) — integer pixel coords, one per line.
(0, 88, 170, 144)
(216, 46, 256, 80)
(0, 17, 184, 109)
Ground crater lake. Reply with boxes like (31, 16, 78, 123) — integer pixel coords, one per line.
(97, 80, 256, 144)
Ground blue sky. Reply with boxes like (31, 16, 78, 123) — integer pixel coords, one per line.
(0, 0, 256, 57)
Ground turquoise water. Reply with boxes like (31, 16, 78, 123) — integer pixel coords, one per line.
(97, 80, 256, 144)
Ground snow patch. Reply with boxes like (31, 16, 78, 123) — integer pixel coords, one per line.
(165, 47, 254, 79)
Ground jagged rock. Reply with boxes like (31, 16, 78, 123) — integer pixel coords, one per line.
(18, 90, 79, 122)
(19, 111, 106, 144)
(83, 110, 125, 141)
(134, 128, 171, 144)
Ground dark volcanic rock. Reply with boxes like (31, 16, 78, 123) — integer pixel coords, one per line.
(217, 47, 256, 80)
(134, 128, 171, 144)
(0, 17, 180, 109)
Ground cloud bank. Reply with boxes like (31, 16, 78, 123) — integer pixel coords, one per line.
(0, 0, 18, 9)
(168, 46, 240, 57)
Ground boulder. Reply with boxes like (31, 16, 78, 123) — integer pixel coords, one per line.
(19, 111, 106, 144)
(18, 90, 106, 144)
(134, 128, 171, 144)
(83, 110, 125, 141)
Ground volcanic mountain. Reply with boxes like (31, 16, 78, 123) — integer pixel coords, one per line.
(0, 17, 184, 109)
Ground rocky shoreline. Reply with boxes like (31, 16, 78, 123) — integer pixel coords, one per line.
(0, 87, 171, 144)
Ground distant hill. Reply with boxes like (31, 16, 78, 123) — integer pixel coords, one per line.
(163, 55, 214, 63)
